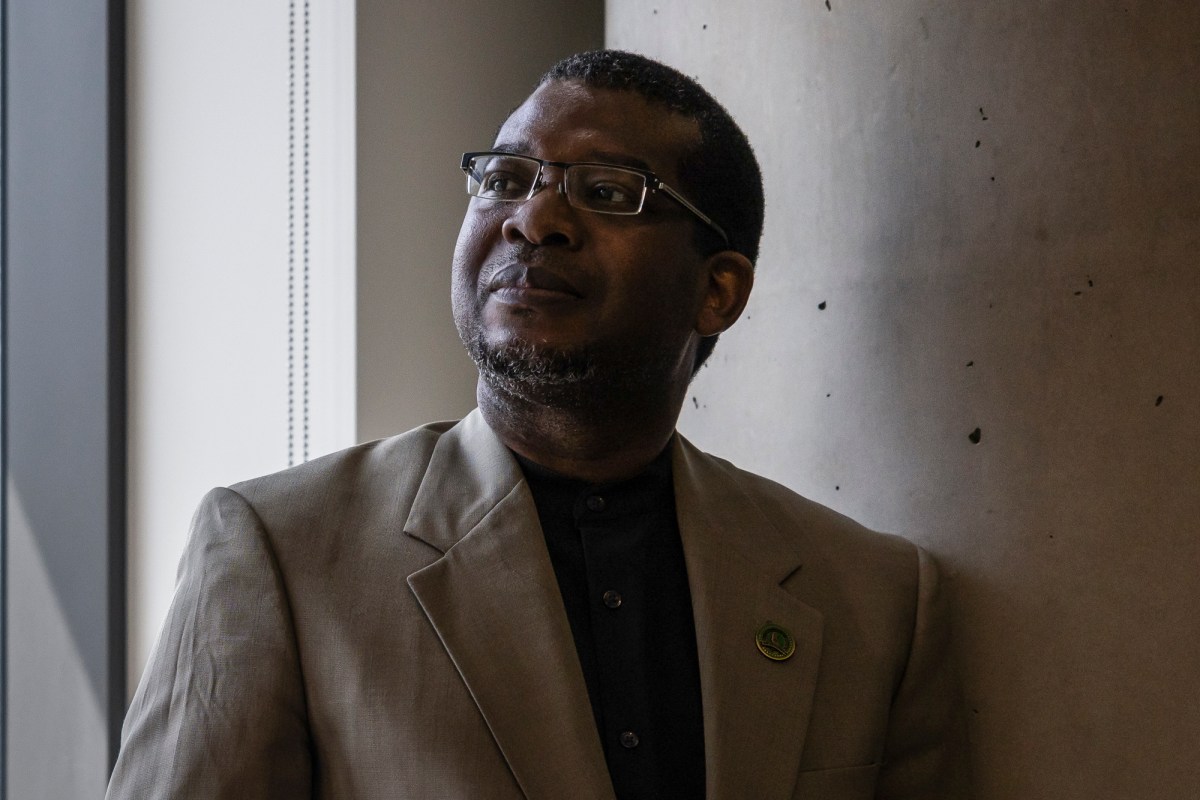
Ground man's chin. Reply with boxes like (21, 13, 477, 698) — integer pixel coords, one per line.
(467, 333, 597, 395)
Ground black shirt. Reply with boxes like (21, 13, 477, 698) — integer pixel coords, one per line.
(516, 448, 705, 800)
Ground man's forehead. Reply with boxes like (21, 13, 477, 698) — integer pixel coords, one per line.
(493, 80, 701, 174)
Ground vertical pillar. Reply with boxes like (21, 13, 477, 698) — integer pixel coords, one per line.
(609, 2, 1200, 798)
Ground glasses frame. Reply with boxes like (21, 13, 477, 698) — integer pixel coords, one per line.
(460, 151, 730, 247)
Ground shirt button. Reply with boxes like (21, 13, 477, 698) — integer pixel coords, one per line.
(619, 731, 639, 749)
(602, 590, 623, 609)
(585, 495, 606, 512)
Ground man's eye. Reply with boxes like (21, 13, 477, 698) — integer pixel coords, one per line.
(479, 171, 530, 199)
(484, 175, 511, 192)
(592, 184, 628, 202)
(585, 181, 640, 210)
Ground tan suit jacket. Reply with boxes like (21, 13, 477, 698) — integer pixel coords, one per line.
(108, 410, 969, 799)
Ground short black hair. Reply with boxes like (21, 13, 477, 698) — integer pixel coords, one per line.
(540, 50, 764, 372)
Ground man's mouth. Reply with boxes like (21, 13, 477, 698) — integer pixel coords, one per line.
(486, 264, 583, 302)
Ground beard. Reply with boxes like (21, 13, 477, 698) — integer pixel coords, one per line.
(459, 318, 599, 408)
(457, 314, 688, 414)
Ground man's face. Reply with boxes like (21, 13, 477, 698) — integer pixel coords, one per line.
(451, 80, 713, 397)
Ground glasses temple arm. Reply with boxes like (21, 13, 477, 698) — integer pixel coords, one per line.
(657, 183, 730, 247)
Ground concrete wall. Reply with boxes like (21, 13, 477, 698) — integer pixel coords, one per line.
(356, 0, 604, 441)
(609, 2, 1199, 797)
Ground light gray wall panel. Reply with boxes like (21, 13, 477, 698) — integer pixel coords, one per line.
(4, 0, 125, 796)
(609, 2, 1199, 797)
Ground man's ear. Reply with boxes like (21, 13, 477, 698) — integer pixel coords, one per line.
(695, 250, 754, 337)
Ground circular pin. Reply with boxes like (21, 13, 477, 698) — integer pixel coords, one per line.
(755, 622, 796, 661)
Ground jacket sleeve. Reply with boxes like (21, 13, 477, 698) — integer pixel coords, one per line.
(106, 487, 313, 799)
(876, 546, 973, 799)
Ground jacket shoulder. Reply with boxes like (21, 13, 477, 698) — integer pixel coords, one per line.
(694, 447, 916, 562)
(679, 444, 922, 606)
(225, 419, 460, 541)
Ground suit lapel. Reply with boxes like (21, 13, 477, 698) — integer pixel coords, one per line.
(404, 411, 615, 800)
(403, 413, 821, 799)
(673, 436, 824, 800)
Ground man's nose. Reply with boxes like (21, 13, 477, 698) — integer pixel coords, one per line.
(501, 170, 582, 248)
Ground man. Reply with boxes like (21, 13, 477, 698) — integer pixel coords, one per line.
(108, 50, 969, 799)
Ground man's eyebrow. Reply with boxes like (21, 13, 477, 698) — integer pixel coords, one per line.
(491, 141, 531, 155)
(585, 151, 653, 172)
(489, 142, 654, 173)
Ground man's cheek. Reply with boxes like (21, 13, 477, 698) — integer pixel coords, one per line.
(452, 210, 496, 267)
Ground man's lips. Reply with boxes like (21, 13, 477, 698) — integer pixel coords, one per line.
(486, 264, 583, 303)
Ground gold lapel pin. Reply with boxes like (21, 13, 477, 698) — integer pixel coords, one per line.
(755, 622, 796, 661)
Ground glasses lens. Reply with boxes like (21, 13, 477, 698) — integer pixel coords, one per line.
(565, 165, 647, 215)
(466, 154, 540, 201)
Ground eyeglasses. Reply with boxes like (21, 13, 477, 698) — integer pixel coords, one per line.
(460, 151, 729, 247)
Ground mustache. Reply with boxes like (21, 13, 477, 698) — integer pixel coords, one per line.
(482, 246, 583, 296)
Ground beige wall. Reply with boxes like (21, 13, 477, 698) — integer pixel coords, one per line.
(127, 0, 603, 737)
(609, 1, 1200, 797)
(356, 0, 604, 440)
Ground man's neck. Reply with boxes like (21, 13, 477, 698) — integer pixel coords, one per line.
(477, 379, 685, 484)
